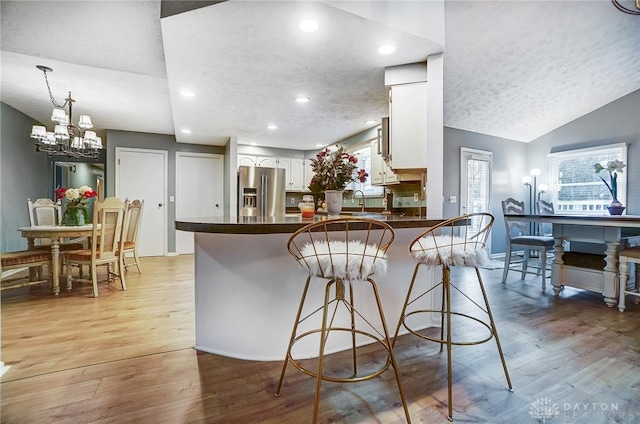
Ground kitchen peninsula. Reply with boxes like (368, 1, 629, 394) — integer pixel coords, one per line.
(175, 214, 445, 361)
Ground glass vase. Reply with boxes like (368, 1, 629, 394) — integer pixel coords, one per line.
(63, 208, 87, 226)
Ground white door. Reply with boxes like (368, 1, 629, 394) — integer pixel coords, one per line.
(460, 148, 492, 246)
(115, 147, 168, 257)
(176, 152, 224, 255)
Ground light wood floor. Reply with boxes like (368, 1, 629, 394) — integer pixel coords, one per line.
(2, 255, 639, 423)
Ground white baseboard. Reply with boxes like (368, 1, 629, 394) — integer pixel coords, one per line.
(1, 362, 10, 377)
(166, 252, 178, 257)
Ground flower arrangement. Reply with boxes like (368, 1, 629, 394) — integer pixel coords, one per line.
(55, 185, 98, 225)
(308, 144, 368, 192)
(593, 159, 625, 203)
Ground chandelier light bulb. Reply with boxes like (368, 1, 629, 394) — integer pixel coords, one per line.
(30, 125, 46, 139)
(530, 168, 541, 176)
(522, 176, 532, 185)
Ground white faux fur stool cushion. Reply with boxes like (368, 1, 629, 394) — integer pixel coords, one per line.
(298, 240, 387, 280)
(411, 235, 491, 267)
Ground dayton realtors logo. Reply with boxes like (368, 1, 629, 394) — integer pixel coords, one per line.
(529, 397, 634, 422)
(529, 397, 560, 423)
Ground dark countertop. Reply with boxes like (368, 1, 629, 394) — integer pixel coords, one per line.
(175, 214, 445, 235)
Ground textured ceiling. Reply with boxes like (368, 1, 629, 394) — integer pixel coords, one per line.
(1, 0, 639, 150)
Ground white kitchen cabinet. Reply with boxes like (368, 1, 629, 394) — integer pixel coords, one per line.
(256, 156, 278, 168)
(238, 154, 258, 167)
(288, 158, 306, 191)
(370, 137, 398, 186)
(277, 157, 306, 191)
(389, 82, 427, 170)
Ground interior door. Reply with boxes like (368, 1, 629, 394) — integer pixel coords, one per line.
(176, 152, 224, 255)
(460, 148, 493, 246)
(115, 147, 167, 257)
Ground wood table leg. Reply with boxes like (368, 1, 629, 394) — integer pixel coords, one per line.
(50, 240, 60, 295)
(602, 240, 620, 307)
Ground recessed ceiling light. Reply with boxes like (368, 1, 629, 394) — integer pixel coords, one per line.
(250, 142, 258, 146)
(300, 18, 319, 32)
(365, 120, 377, 125)
(267, 124, 278, 130)
(180, 90, 195, 98)
(315, 144, 324, 147)
(377, 44, 396, 55)
(181, 128, 191, 134)
(296, 96, 311, 103)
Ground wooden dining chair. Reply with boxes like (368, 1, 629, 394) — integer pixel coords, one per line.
(501, 198, 554, 292)
(120, 199, 144, 273)
(64, 197, 127, 297)
(1, 250, 52, 291)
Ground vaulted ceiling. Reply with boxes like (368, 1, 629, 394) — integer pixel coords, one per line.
(1, 1, 638, 151)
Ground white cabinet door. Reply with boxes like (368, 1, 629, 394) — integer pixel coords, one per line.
(305, 159, 315, 191)
(289, 158, 306, 191)
(389, 82, 427, 170)
(276, 157, 292, 191)
(238, 155, 257, 167)
(371, 138, 398, 186)
(256, 156, 278, 168)
(370, 138, 385, 185)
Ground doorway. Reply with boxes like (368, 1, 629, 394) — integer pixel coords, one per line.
(460, 148, 492, 245)
(175, 152, 224, 254)
(115, 147, 168, 257)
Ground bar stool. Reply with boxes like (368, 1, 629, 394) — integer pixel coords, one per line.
(275, 217, 411, 424)
(393, 213, 512, 422)
(618, 246, 640, 312)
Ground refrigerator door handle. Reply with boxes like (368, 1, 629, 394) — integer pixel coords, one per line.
(261, 174, 268, 217)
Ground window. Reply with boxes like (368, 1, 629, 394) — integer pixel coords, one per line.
(548, 143, 627, 215)
(347, 142, 384, 196)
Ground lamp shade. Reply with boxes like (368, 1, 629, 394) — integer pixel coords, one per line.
(54, 125, 69, 140)
(83, 130, 97, 142)
(77, 114, 93, 129)
(51, 108, 68, 124)
(71, 137, 84, 149)
(43, 132, 56, 145)
(30, 125, 46, 139)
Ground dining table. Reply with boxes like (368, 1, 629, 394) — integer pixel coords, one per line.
(504, 214, 640, 307)
(19, 225, 94, 295)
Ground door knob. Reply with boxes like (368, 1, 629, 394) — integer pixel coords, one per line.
(215, 204, 219, 208)
(158, 203, 163, 207)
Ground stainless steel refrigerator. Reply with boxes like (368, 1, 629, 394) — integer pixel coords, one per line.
(238, 166, 286, 217)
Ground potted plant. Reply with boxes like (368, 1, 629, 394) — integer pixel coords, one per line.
(308, 144, 368, 216)
(55, 185, 98, 225)
(593, 159, 626, 215)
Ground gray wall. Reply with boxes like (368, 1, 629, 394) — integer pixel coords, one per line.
(527, 90, 640, 215)
(105, 130, 226, 253)
(0, 103, 49, 252)
(442, 89, 640, 255)
(442, 128, 527, 253)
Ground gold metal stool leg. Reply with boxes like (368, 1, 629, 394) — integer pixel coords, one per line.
(277, 275, 412, 423)
(474, 267, 513, 391)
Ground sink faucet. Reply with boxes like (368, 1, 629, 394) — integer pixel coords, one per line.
(353, 190, 365, 213)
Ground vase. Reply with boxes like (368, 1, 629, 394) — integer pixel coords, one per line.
(607, 199, 625, 215)
(325, 190, 344, 217)
(63, 208, 87, 226)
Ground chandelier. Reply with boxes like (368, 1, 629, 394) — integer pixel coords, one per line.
(30, 65, 103, 159)
(612, 0, 640, 15)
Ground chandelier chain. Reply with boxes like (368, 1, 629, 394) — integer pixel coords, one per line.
(42, 69, 66, 109)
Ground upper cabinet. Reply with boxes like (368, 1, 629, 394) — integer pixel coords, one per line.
(388, 81, 428, 171)
(370, 134, 398, 186)
(237, 154, 306, 191)
(238, 154, 258, 167)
